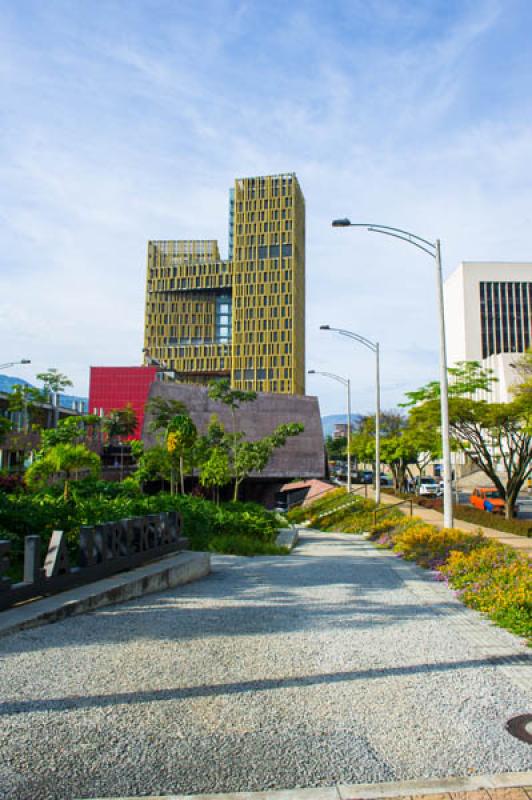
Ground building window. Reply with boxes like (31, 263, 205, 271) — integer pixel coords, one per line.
(480, 280, 532, 357)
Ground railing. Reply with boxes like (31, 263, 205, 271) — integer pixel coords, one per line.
(373, 498, 413, 526)
(0, 511, 186, 611)
(313, 485, 369, 520)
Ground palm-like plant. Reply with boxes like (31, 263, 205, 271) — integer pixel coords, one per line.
(25, 443, 100, 500)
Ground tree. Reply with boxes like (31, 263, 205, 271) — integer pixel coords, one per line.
(166, 414, 197, 494)
(40, 414, 102, 450)
(36, 369, 73, 395)
(510, 349, 532, 425)
(402, 419, 442, 478)
(208, 379, 256, 497)
(199, 447, 231, 503)
(404, 362, 532, 518)
(134, 445, 171, 490)
(145, 396, 188, 438)
(103, 405, 138, 479)
(7, 384, 46, 434)
(0, 416, 12, 447)
(25, 443, 100, 500)
(36, 369, 73, 427)
(325, 435, 348, 461)
(230, 422, 304, 501)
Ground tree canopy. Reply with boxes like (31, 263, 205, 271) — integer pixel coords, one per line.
(404, 361, 532, 518)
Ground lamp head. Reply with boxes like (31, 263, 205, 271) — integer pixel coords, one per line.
(332, 218, 351, 227)
(307, 369, 316, 374)
(320, 325, 331, 330)
(21, 359, 31, 364)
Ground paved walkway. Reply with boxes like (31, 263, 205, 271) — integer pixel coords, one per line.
(0, 533, 530, 800)
(368, 491, 532, 555)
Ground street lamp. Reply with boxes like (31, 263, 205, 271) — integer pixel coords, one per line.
(320, 326, 381, 505)
(331, 219, 453, 528)
(0, 359, 31, 370)
(308, 369, 352, 493)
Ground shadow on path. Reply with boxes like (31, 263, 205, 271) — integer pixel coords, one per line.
(1, 653, 529, 716)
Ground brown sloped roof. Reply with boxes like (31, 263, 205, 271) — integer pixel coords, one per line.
(142, 382, 326, 479)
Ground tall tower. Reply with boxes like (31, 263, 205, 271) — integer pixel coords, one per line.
(231, 174, 305, 395)
(143, 174, 305, 394)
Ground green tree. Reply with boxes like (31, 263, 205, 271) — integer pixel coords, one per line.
(404, 362, 532, 518)
(25, 443, 100, 500)
(402, 419, 442, 479)
(166, 414, 198, 494)
(208, 379, 257, 499)
(230, 422, 304, 501)
(0, 416, 12, 446)
(103, 405, 138, 479)
(510, 349, 532, 426)
(325, 435, 348, 461)
(40, 414, 102, 451)
(145, 396, 188, 439)
(134, 445, 171, 490)
(199, 447, 231, 503)
(7, 384, 46, 434)
(36, 369, 73, 427)
(36, 368, 73, 395)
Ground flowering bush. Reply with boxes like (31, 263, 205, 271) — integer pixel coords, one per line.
(440, 545, 532, 639)
(392, 524, 487, 569)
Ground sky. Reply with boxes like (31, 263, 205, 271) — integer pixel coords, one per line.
(2, 0, 532, 416)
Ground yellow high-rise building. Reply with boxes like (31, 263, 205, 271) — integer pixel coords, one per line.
(144, 173, 305, 394)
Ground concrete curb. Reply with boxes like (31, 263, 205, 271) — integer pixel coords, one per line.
(276, 527, 299, 550)
(0, 551, 211, 638)
(80, 771, 532, 799)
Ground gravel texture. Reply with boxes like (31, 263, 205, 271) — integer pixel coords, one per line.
(0, 531, 530, 800)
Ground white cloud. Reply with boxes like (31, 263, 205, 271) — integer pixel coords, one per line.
(1, 0, 531, 417)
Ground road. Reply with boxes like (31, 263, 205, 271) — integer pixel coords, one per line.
(0, 532, 530, 800)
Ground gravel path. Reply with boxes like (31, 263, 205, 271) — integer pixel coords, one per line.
(0, 531, 530, 800)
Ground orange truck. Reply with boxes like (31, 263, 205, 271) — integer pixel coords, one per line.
(470, 487, 505, 514)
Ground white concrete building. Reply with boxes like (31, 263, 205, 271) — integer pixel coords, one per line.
(444, 262, 532, 402)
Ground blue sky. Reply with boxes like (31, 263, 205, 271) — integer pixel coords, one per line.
(2, 0, 532, 415)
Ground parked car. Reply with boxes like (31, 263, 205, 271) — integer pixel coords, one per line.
(379, 474, 393, 487)
(415, 477, 439, 497)
(352, 470, 373, 484)
(470, 487, 505, 515)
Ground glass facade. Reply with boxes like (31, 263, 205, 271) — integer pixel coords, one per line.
(480, 281, 532, 358)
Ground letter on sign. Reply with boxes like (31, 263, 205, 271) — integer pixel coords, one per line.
(44, 531, 70, 578)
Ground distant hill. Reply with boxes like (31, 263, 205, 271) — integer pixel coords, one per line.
(0, 374, 88, 412)
(321, 413, 362, 438)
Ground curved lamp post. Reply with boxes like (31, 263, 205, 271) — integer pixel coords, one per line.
(331, 219, 453, 528)
(0, 359, 31, 370)
(308, 369, 352, 493)
(319, 326, 380, 505)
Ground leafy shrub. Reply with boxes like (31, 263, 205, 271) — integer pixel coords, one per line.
(0, 484, 284, 576)
(207, 534, 288, 556)
(440, 544, 532, 640)
(0, 472, 26, 494)
(453, 504, 532, 537)
(392, 524, 487, 569)
(285, 504, 309, 523)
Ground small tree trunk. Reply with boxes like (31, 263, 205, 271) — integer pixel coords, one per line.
(179, 455, 185, 494)
(233, 478, 240, 502)
(63, 479, 70, 502)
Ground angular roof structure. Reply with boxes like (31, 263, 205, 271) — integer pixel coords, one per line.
(143, 381, 325, 480)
